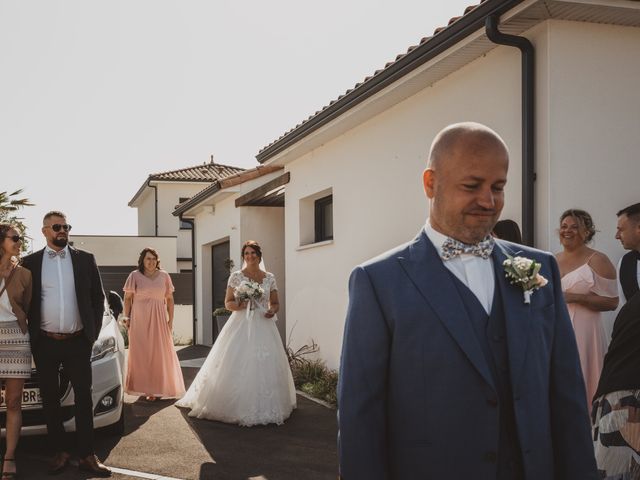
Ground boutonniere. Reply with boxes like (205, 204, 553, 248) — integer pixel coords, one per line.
(502, 254, 548, 304)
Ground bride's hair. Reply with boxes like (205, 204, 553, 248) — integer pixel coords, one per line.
(241, 240, 262, 259)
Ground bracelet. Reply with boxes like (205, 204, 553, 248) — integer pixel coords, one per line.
(121, 315, 130, 321)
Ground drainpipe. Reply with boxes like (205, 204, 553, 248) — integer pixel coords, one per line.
(180, 217, 197, 345)
(485, 14, 535, 247)
(147, 181, 159, 236)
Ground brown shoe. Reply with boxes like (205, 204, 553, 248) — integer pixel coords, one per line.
(47, 452, 71, 475)
(77, 455, 111, 477)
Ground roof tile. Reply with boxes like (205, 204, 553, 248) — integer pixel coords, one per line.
(149, 163, 245, 182)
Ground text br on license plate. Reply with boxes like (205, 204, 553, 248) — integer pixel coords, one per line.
(0, 387, 41, 407)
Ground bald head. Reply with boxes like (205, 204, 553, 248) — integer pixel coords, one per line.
(428, 122, 509, 170)
(423, 122, 510, 244)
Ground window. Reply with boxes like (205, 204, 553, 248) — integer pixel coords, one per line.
(179, 198, 193, 230)
(314, 195, 333, 242)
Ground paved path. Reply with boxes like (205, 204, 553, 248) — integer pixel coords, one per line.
(13, 345, 338, 480)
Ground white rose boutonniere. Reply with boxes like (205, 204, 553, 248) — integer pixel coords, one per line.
(502, 254, 549, 304)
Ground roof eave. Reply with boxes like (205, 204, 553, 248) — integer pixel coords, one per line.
(255, 0, 523, 164)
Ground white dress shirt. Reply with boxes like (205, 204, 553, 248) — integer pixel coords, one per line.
(41, 246, 83, 333)
(425, 221, 495, 314)
(0, 279, 18, 323)
(617, 255, 640, 304)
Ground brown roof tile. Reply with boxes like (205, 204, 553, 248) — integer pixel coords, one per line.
(149, 162, 245, 182)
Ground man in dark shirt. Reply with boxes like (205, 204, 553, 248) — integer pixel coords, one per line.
(592, 202, 640, 478)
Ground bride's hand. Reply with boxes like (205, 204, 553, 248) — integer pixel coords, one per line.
(236, 300, 248, 310)
(264, 310, 275, 318)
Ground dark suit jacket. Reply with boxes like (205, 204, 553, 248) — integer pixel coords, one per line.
(337, 231, 598, 479)
(22, 247, 105, 344)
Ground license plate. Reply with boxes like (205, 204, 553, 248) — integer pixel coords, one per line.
(0, 387, 42, 407)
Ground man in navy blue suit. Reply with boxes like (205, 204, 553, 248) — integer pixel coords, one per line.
(338, 122, 598, 479)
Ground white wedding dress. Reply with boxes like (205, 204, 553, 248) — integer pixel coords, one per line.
(176, 270, 296, 426)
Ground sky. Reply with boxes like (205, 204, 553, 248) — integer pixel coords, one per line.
(1, 0, 473, 250)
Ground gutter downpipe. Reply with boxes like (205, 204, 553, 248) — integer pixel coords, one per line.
(179, 217, 197, 345)
(148, 181, 159, 236)
(485, 14, 535, 247)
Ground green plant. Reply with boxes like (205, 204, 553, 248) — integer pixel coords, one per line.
(291, 358, 338, 407)
(0, 189, 34, 253)
(213, 307, 232, 316)
(286, 339, 319, 369)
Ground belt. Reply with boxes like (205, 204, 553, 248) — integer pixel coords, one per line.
(40, 329, 84, 340)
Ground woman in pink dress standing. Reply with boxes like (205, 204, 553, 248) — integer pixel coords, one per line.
(121, 248, 185, 401)
(555, 209, 618, 409)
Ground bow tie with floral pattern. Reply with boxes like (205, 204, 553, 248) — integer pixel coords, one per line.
(47, 249, 66, 259)
(440, 235, 495, 261)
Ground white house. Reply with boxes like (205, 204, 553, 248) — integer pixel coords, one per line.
(172, 166, 286, 346)
(75, 160, 246, 344)
(128, 159, 245, 272)
(252, 0, 640, 369)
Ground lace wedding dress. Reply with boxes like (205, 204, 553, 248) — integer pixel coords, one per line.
(176, 270, 296, 426)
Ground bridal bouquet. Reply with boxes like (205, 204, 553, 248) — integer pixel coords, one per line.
(235, 280, 264, 304)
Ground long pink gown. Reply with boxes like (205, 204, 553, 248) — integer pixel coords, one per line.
(561, 263, 617, 407)
(124, 270, 186, 398)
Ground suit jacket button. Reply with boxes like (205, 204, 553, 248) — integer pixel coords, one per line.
(484, 451, 497, 463)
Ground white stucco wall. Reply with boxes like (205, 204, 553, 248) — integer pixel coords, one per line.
(279, 18, 640, 369)
(136, 190, 156, 237)
(71, 235, 178, 272)
(538, 20, 640, 335)
(282, 41, 525, 369)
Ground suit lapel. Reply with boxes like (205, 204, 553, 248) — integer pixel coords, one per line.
(398, 231, 496, 391)
(30, 249, 44, 301)
(492, 241, 530, 393)
(69, 247, 82, 301)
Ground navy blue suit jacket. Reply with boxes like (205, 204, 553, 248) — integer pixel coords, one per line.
(337, 231, 598, 479)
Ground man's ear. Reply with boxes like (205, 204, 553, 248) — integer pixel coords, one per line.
(423, 169, 436, 199)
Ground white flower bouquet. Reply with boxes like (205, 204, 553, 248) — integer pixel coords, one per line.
(503, 254, 548, 304)
(234, 280, 264, 304)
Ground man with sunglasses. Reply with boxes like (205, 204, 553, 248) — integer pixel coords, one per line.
(22, 211, 111, 477)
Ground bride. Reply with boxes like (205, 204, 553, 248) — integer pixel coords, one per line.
(176, 240, 296, 426)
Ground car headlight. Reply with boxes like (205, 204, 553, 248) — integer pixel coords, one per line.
(91, 336, 117, 362)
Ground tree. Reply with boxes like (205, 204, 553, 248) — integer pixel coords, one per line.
(0, 189, 34, 252)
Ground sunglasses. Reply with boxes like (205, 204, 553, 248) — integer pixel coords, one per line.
(7, 235, 23, 243)
(45, 224, 72, 233)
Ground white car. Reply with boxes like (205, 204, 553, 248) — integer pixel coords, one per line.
(0, 301, 126, 437)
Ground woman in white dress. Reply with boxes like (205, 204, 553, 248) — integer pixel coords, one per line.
(176, 240, 296, 426)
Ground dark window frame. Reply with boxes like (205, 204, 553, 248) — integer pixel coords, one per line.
(314, 195, 333, 243)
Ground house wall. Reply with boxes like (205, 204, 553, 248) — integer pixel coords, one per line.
(155, 182, 208, 259)
(281, 18, 640, 369)
(71, 235, 178, 272)
(284, 42, 523, 369)
(194, 198, 240, 346)
(540, 20, 640, 334)
(136, 191, 156, 236)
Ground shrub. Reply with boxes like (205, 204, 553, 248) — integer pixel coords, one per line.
(290, 356, 338, 408)
(213, 307, 232, 316)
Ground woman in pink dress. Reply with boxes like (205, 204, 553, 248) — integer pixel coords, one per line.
(121, 248, 185, 401)
(555, 209, 618, 409)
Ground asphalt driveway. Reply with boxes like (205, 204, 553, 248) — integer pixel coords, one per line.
(13, 345, 338, 480)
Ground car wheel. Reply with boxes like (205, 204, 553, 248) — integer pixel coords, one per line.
(100, 406, 125, 436)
